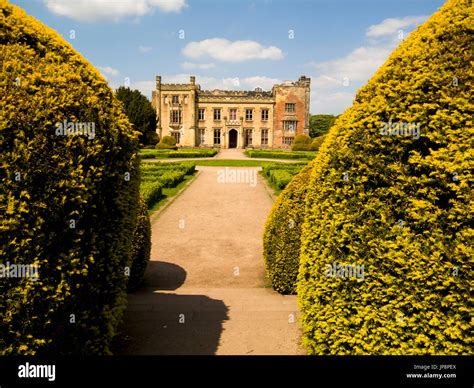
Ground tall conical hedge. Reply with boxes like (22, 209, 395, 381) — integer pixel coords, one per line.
(263, 164, 313, 294)
(0, 0, 140, 354)
(296, 0, 472, 354)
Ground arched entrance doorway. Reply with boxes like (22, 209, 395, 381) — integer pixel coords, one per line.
(228, 129, 238, 148)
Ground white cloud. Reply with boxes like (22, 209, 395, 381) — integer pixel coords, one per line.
(182, 38, 284, 62)
(139, 45, 152, 53)
(180, 62, 216, 70)
(98, 66, 120, 77)
(314, 46, 392, 85)
(366, 15, 428, 38)
(44, 0, 187, 22)
(149, 0, 187, 13)
(130, 80, 155, 98)
(307, 15, 428, 114)
(308, 46, 392, 114)
(241, 76, 281, 91)
(311, 91, 354, 116)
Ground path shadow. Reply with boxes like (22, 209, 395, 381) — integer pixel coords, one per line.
(143, 261, 187, 290)
(113, 261, 228, 355)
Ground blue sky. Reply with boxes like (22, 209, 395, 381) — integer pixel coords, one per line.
(11, 0, 446, 114)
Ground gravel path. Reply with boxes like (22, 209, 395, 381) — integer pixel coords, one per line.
(114, 164, 304, 355)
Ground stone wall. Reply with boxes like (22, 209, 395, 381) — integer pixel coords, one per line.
(272, 76, 311, 148)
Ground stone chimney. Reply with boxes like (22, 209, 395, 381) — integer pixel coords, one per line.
(299, 75, 310, 85)
(190, 76, 195, 85)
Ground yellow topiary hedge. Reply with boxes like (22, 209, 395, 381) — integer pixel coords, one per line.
(263, 164, 313, 294)
(297, 0, 473, 354)
(0, 0, 140, 354)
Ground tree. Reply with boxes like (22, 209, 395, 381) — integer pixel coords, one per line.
(309, 114, 337, 138)
(115, 87, 157, 145)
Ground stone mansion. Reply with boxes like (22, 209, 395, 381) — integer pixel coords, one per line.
(151, 75, 311, 149)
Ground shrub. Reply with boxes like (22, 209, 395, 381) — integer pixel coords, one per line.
(139, 149, 160, 159)
(127, 196, 151, 292)
(141, 162, 196, 176)
(161, 135, 176, 145)
(269, 170, 294, 189)
(171, 161, 196, 175)
(165, 149, 218, 158)
(245, 150, 316, 160)
(291, 143, 309, 151)
(139, 161, 196, 208)
(293, 134, 312, 145)
(140, 181, 163, 208)
(156, 142, 177, 150)
(156, 136, 177, 150)
(140, 149, 217, 159)
(261, 163, 305, 177)
(261, 163, 307, 191)
(294, 134, 311, 143)
(292, 134, 312, 151)
(143, 131, 159, 146)
(0, 1, 140, 354)
(153, 162, 195, 174)
(309, 135, 326, 151)
(155, 170, 187, 188)
(297, 0, 472, 355)
(156, 135, 176, 148)
(263, 164, 313, 294)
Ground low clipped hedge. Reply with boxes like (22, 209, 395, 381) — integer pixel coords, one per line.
(143, 161, 196, 175)
(261, 163, 306, 176)
(165, 150, 218, 158)
(127, 196, 151, 292)
(261, 163, 307, 190)
(155, 170, 187, 188)
(297, 0, 472, 355)
(269, 170, 294, 189)
(139, 149, 218, 159)
(140, 181, 163, 208)
(0, 1, 140, 354)
(162, 161, 196, 175)
(263, 164, 313, 294)
(140, 161, 196, 208)
(245, 150, 316, 160)
(141, 162, 196, 176)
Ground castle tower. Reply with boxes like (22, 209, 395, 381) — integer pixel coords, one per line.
(272, 75, 311, 147)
